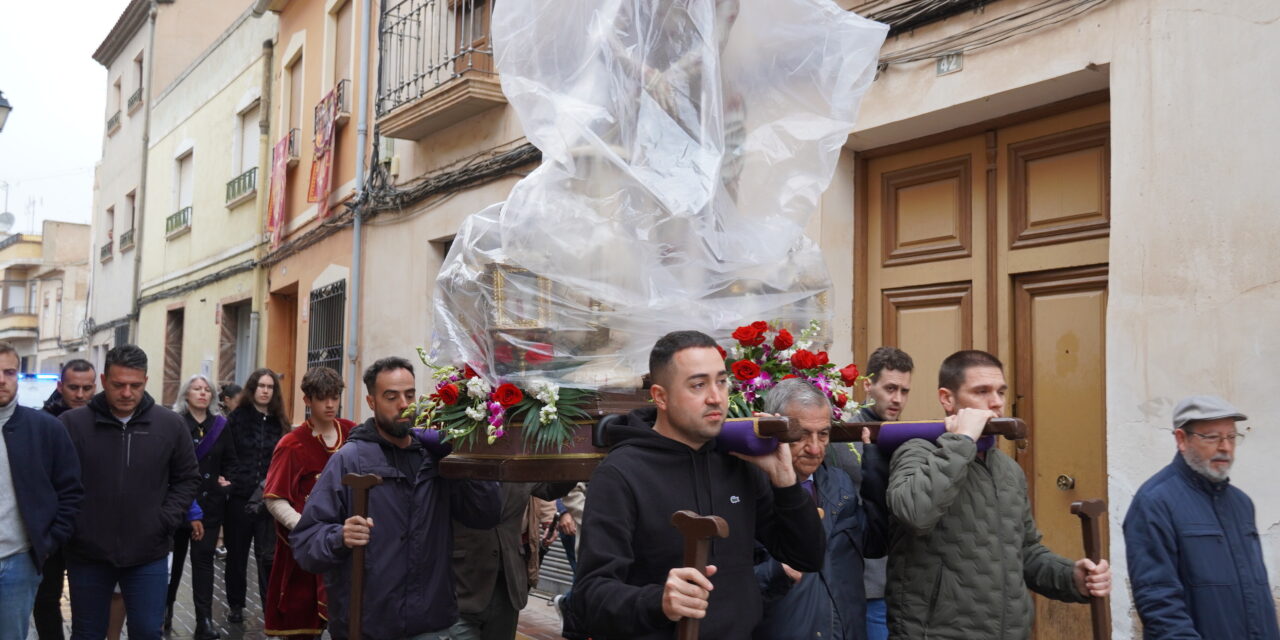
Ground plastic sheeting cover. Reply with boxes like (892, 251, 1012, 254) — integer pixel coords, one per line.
(431, 0, 887, 389)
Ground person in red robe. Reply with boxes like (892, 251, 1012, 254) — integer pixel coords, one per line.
(263, 366, 355, 638)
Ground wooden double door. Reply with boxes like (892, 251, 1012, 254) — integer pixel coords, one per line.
(858, 102, 1110, 640)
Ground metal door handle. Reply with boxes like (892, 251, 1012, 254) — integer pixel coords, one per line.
(1056, 474, 1076, 491)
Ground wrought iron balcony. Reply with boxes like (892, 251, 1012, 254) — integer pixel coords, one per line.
(100, 241, 113, 262)
(287, 128, 301, 168)
(118, 228, 135, 252)
(226, 167, 258, 206)
(376, 0, 504, 140)
(106, 110, 122, 135)
(128, 87, 143, 113)
(166, 207, 192, 237)
(315, 79, 352, 132)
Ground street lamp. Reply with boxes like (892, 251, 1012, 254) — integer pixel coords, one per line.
(0, 91, 11, 133)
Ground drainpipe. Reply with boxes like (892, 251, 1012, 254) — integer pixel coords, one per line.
(346, 0, 372, 416)
(128, 1, 159, 343)
(252, 37, 274, 369)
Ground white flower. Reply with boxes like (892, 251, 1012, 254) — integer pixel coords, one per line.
(465, 405, 486, 422)
(539, 404, 558, 425)
(533, 381, 560, 404)
(466, 377, 491, 399)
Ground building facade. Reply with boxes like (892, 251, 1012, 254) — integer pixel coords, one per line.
(259, 0, 371, 418)
(88, 0, 152, 365)
(136, 4, 276, 405)
(364, 0, 1280, 636)
(0, 223, 91, 373)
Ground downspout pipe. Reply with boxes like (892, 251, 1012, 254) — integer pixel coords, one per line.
(253, 37, 274, 370)
(129, 1, 159, 343)
(346, 0, 372, 416)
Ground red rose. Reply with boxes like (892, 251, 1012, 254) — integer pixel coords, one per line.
(525, 343, 554, 364)
(731, 360, 761, 381)
(495, 344, 515, 364)
(834, 391, 848, 408)
(773, 328, 794, 350)
(839, 364, 860, 385)
(815, 351, 830, 366)
(750, 321, 769, 333)
(716, 345, 727, 360)
(433, 383, 460, 406)
(463, 365, 479, 379)
(781, 374, 798, 380)
(731, 325, 765, 347)
(493, 383, 524, 407)
(790, 349, 818, 370)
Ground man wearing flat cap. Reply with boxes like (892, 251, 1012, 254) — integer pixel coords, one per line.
(1123, 395, 1279, 640)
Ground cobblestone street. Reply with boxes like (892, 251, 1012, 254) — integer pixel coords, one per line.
(31, 554, 566, 639)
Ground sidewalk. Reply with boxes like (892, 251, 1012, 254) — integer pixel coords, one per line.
(32, 557, 567, 639)
(516, 592, 567, 640)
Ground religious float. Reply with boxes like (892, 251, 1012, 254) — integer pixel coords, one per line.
(410, 0, 1023, 482)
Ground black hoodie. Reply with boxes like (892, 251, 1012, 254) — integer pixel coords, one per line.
(59, 391, 201, 567)
(570, 407, 826, 639)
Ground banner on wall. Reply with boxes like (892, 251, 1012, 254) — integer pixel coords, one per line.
(307, 87, 338, 212)
(267, 134, 290, 249)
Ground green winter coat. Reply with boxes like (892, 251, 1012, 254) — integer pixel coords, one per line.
(885, 433, 1086, 640)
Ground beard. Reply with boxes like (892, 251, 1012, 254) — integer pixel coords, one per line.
(377, 415, 412, 439)
(1182, 448, 1232, 482)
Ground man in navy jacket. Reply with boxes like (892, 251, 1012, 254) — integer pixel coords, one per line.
(754, 379, 886, 640)
(292, 357, 501, 640)
(1124, 395, 1279, 640)
(0, 342, 83, 640)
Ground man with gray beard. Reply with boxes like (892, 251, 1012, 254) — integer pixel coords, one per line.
(1123, 395, 1279, 640)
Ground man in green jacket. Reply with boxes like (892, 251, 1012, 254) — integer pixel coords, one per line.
(885, 350, 1110, 639)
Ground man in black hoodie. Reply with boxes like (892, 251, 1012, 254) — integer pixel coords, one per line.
(570, 330, 826, 639)
(60, 345, 200, 640)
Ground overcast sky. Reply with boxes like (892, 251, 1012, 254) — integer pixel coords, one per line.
(0, 0, 132, 235)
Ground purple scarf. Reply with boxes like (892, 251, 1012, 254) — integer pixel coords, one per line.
(195, 416, 227, 460)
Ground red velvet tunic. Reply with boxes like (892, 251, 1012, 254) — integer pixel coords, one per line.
(263, 418, 355, 637)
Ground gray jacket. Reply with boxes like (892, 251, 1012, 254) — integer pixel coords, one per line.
(885, 433, 1085, 639)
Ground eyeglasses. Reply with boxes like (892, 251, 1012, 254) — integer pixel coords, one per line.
(1188, 432, 1245, 445)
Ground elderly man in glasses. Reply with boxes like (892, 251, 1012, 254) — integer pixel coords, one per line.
(1123, 395, 1279, 640)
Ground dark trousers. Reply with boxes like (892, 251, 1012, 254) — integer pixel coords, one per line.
(33, 548, 66, 640)
(188, 520, 221, 617)
(67, 558, 168, 640)
(224, 496, 275, 609)
(165, 524, 192, 610)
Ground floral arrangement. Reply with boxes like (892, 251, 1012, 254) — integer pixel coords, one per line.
(723, 320, 870, 422)
(406, 348, 593, 451)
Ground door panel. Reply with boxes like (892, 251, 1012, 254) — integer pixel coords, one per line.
(1014, 266, 1108, 640)
(881, 282, 972, 420)
(859, 103, 1111, 640)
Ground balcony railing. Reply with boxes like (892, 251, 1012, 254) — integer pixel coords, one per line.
(166, 207, 192, 237)
(226, 167, 258, 205)
(2, 306, 34, 316)
(118, 228, 135, 252)
(100, 241, 113, 262)
(316, 79, 352, 132)
(287, 128, 301, 167)
(128, 87, 143, 112)
(106, 110, 122, 134)
(378, 0, 496, 118)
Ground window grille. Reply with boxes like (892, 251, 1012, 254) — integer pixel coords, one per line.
(306, 280, 346, 378)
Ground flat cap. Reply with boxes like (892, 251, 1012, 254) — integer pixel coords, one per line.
(1172, 395, 1248, 431)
